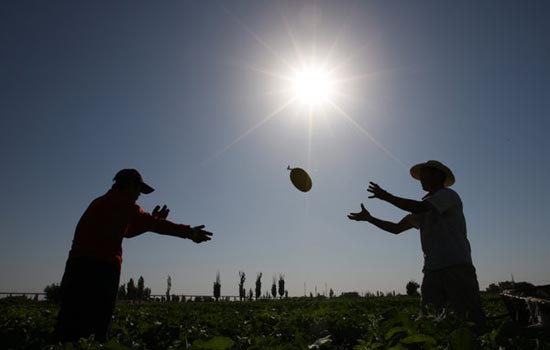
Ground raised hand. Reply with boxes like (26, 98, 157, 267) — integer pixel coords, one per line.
(188, 225, 213, 243)
(152, 205, 170, 219)
(367, 182, 390, 200)
(347, 203, 373, 222)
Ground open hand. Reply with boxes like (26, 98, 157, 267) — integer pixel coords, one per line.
(347, 203, 372, 222)
(367, 182, 390, 200)
(152, 205, 170, 219)
(188, 225, 213, 243)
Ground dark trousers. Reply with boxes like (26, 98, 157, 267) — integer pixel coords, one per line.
(54, 256, 120, 342)
(421, 264, 485, 332)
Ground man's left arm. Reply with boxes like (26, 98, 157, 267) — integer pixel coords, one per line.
(367, 182, 433, 214)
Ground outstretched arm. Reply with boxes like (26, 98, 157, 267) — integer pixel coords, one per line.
(126, 205, 213, 243)
(367, 182, 433, 214)
(155, 223, 213, 243)
(347, 203, 414, 235)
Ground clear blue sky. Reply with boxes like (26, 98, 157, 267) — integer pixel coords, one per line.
(1, 1, 548, 296)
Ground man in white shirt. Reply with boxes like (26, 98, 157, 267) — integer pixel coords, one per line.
(348, 160, 484, 330)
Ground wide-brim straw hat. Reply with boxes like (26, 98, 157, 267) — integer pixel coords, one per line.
(410, 160, 455, 187)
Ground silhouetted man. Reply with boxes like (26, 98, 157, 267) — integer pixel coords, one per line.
(55, 169, 212, 343)
(348, 160, 484, 330)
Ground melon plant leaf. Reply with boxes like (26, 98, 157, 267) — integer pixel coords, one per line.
(400, 333, 436, 345)
(449, 328, 477, 350)
(385, 326, 409, 340)
(193, 336, 235, 350)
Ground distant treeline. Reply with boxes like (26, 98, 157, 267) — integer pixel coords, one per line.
(117, 276, 151, 301)
(485, 281, 535, 294)
(39, 278, 539, 304)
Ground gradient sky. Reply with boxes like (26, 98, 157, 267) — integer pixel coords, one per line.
(1, 1, 548, 297)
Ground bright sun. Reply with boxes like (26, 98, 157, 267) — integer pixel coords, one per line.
(209, 13, 405, 168)
(289, 64, 335, 108)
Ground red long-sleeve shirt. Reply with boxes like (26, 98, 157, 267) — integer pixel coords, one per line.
(69, 189, 189, 270)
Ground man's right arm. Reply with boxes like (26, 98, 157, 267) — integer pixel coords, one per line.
(366, 215, 415, 235)
(348, 204, 415, 235)
(127, 207, 212, 243)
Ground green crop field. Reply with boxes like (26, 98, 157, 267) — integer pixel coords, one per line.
(1, 295, 548, 350)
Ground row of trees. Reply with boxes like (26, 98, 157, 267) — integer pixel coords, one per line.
(403, 280, 539, 297)
(213, 273, 423, 301)
(42, 276, 154, 303)
(42, 278, 535, 304)
(485, 280, 535, 293)
(213, 272, 288, 301)
(117, 276, 152, 301)
(123, 276, 534, 301)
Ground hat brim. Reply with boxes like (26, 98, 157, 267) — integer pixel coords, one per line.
(410, 161, 455, 187)
(140, 183, 155, 194)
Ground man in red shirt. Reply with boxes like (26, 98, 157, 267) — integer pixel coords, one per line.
(55, 169, 212, 342)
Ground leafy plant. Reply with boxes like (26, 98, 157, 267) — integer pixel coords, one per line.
(1, 294, 548, 350)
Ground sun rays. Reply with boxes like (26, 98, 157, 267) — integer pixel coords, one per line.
(206, 4, 404, 168)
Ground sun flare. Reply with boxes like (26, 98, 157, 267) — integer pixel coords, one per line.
(290, 65, 335, 107)
(205, 8, 405, 168)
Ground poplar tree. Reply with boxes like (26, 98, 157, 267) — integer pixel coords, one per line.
(271, 277, 277, 299)
(127, 278, 136, 300)
(238, 271, 246, 301)
(137, 276, 145, 301)
(166, 275, 172, 301)
(255, 273, 262, 300)
(213, 272, 221, 301)
(278, 275, 285, 299)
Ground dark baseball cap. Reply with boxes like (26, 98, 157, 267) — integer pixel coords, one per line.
(113, 169, 154, 194)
